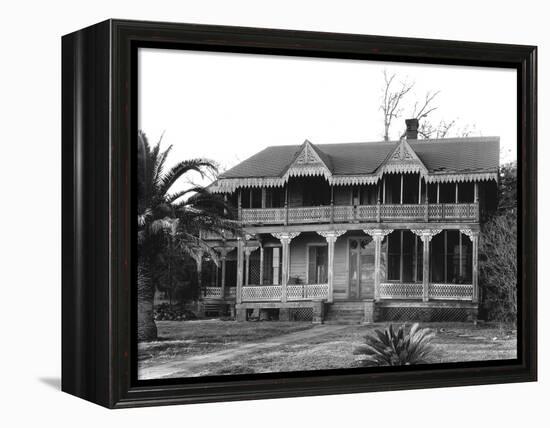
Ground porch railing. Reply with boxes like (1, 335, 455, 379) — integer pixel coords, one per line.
(203, 286, 236, 299)
(240, 203, 478, 225)
(242, 285, 282, 301)
(379, 282, 473, 301)
(241, 283, 329, 302)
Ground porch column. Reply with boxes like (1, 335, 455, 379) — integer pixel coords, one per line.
(244, 248, 252, 286)
(237, 189, 242, 220)
(472, 231, 479, 303)
(219, 248, 229, 298)
(318, 230, 346, 303)
(412, 229, 442, 302)
(259, 246, 264, 285)
(474, 182, 480, 221)
(461, 229, 480, 303)
(363, 229, 393, 301)
(236, 239, 244, 304)
(193, 249, 205, 298)
(272, 232, 300, 302)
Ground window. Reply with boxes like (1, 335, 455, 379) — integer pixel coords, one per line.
(308, 245, 328, 284)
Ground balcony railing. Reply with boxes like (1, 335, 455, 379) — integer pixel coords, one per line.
(240, 203, 478, 225)
(379, 282, 473, 301)
(241, 284, 329, 302)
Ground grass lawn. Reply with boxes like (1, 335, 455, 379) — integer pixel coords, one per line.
(138, 320, 517, 379)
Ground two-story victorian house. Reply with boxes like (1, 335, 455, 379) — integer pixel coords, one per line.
(199, 119, 499, 323)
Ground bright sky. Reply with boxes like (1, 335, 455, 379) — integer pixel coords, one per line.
(138, 48, 517, 189)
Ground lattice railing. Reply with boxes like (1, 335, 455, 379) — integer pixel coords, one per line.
(379, 283, 423, 299)
(288, 206, 331, 224)
(356, 205, 378, 221)
(287, 283, 329, 300)
(241, 208, 286, 224)
(429, 283, 473, 300)
(240, 203, 478, 225)
(204, 287, 223, 298)
(242, 285, 282, 301)
(428, 203, 477, 221)
(379, 282, 473, 301)
(333, 205, 354, 222)
(380, 204, 425, 220)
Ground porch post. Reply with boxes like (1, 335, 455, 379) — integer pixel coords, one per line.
(318, 230, 346, 303)
(474, 182, 480, 221)
(330, 183, 335, 223)
(259, 245, 264, 285)
(236, 239, 244, 304)
(422, 234, 430, 302)
(284, 185, 289, 226)
(411, 229, 442, 302)
(400, 174, 404, 204)
(472, 231, 479, 303)
(461, 229, 479, 302)
(272, 232, 300, 302)
(363, 229, 393, 301)
(220, 248, 228, 297)
(244, 248, 251, 286)
(194, 249, 204, 298)
(237, 189, 242, 220)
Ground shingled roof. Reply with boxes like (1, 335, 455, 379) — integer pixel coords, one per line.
(220, 137, 500, 179)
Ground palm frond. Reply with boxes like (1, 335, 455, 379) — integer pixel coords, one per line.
(158, 158, 218, 197)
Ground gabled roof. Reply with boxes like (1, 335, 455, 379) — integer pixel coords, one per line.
(280, 140, 333, 179)
(214, 136, 500, 191)
(377, 139, 428, 175)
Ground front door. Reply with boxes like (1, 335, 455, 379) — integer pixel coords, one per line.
(348, 237, 375, 299)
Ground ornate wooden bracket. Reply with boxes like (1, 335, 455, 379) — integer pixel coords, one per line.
(317, 230, 346, 242)
(363, 228, 394, 239)
(271, 232, 301, 242)
(411, 229, 442, 241)
(460, 228, 480, 242)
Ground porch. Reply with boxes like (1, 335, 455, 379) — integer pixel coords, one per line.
(201, 228, 479, 306)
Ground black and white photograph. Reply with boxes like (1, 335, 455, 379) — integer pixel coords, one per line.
(2, 0, 544, 423)
(136, 49, 518, 380)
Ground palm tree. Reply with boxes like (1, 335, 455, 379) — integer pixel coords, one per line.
(137, 131, 241, 341)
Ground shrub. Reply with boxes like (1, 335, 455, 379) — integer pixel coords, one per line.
(354, 323, 435, 366)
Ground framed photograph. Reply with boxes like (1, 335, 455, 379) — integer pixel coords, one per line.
(62, 19, 537, 408)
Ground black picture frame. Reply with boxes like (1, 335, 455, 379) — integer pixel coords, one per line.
(61, 19, 537, 408)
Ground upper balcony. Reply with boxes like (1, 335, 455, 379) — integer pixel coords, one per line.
(239, 202, 479, 226)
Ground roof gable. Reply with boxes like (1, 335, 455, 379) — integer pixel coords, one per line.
(281, 140, 332, 180)
(377, 139, 428, 175)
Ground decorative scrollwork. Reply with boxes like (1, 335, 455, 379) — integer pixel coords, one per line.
(317, 230, 346, 241)
(411, 229, 442, 241)
(363, 228, 394, 238)
(271, 232, 301, 242)
(460, 229, 479, 242)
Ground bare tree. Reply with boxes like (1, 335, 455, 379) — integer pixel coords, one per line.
(379, 70, 479, 140)
(380, 70, 414, 141)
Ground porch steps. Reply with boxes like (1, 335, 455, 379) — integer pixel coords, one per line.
(324, 301, 365, 324)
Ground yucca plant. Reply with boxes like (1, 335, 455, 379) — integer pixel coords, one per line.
(354, 323, 435, 366)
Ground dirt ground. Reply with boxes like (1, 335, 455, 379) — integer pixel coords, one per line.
(137, 320, 517, 380)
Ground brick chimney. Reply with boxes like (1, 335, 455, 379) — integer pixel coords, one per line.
(405, 118, 419, 140)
